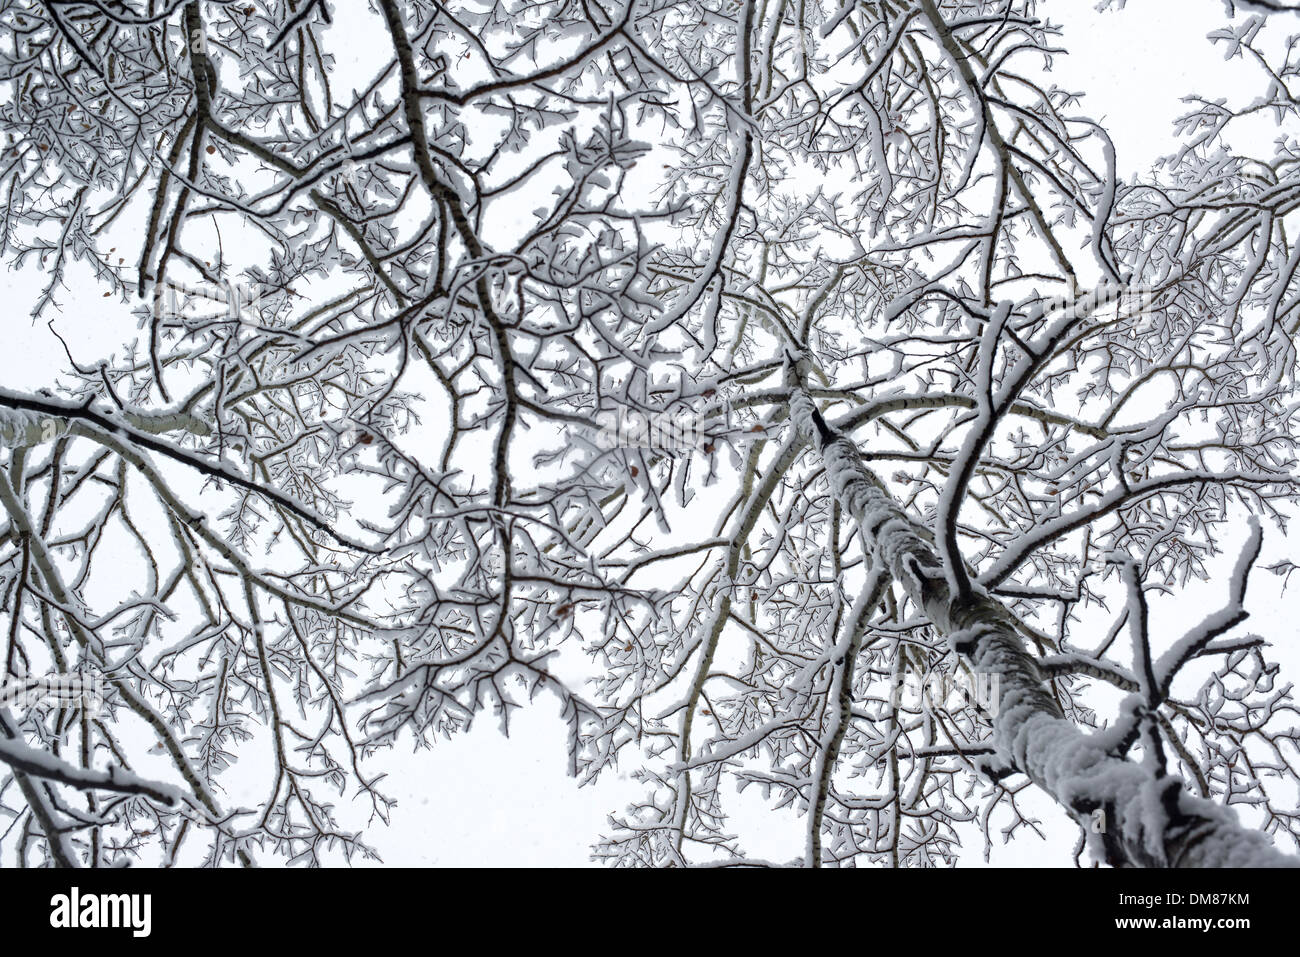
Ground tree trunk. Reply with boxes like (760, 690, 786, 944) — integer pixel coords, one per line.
(789, 387, 1298, 868)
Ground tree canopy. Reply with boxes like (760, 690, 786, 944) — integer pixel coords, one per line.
(1, 0, 1299, 867)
